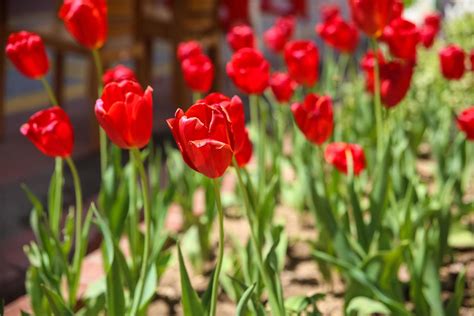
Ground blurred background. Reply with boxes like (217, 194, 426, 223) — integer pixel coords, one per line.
(0, 0, 446, 305)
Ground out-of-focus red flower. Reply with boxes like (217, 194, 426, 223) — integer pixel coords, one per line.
(201, 93, 252, 166)
(103, 64, 137, 85)
(470, 49, 474, 71)
(325, 142, 366, 175)
(291, 93, 333, 145)
(390, 0, 404, 21)
(219, 0, 250, 31)
(177, 40, 203, 61)
(227, 25, 255, 52)
(95, 80, 153, 149)
(59, 0, 107, 49)
(167, 102, 234, 178)
(264, 16, 295, 53)
(6, 31, 49, 79)
(284, 40, 319, 87)
(382, 18, 419, 60)
(226, 48, 270, 94)
(439, 44, 466, 80)
(270, 72, 297, 103)
(316, 14, 359, 54)
(181, 54, 214, 93)
(348, 0, 396, 38)
(457, 106, 474, 141)
(321, 5, 340, 22)
(20, 107, 74, 158)
(361, 50, 414, 108)
(419, 12, 441, 48)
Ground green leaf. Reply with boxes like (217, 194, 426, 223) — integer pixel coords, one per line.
(21, 184, 44, 217)
(92, 204, 114, 271)
(48, 159, 63, 237)
(285, 294, 325, 313)
(446, 269, 466, 315)
(448, 227, 474, 249)
(177, 245, 205, 316)
(105, 256, 125, 316)
(346, 296, 391, 315)
(41, 284, 73, 316)
(236, 283, 256, 316)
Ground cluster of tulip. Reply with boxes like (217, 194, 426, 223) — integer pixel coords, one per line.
(4, 0, 474, 315)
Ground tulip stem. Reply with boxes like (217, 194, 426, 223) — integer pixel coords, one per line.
(233, 160, 286, 316)
(192, 92, 202, 103)
(129, 148, 152, 316)
(65, 157, 83, 308)
(257, 96, 266, 198)
(40, 77, 59, 106)
(209, 178, 225, 316)
(371, 39, 384, 159)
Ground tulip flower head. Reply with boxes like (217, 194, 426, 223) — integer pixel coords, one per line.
(59, 0, 108, 49)
(439, 44, 466, 80)
(270, 72, 297, 103)
(382, 18, 419, 60)
(6, 31, 49, 79)
(103, 64, 137, 85)
(21, 107, 74, 158)
(264, 16, 295, 53)
(226, 24, 255, 52)
(348, 0, 397, 38)
(226, 48, 270, 95)
(291, 93, 333, 145)
(419, 13, 441, 49)
(316, 13, 359, 54)
(457, 106, 474, 141)
(181, 53, 214, 93)
(284, 40, 319, 87)
(177, 40, 203, 61)
(95, 80, 153, 149)
(324, 142, 366, 175)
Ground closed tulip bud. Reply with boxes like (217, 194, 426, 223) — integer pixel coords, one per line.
(348, 0, 397, 38)
(6, 31, 49, 79)
(226, 48, 270, 95)
(419, 13, 441, 49)
(226, 25, 255, 52)
(382, 18, 419, 60)
(316, 14, 359, 54)
(177, 40, 203, 61)
(59, 0, 108, 49)
(284, 40, 319, 87)
(439, 44, 465, 80)
(95, 80, 153, 149)
(21, 107, 74, 158)
(264, 16, 295, 53)
(325, 142, 366, 175)
(291, 93, 333, 145)
(457, 107, 474, 141)
(270, 72, 297, 103)
(102, 64, 137, 85)
(181, 54, 214, 93)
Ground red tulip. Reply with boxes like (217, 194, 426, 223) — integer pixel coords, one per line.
(470, 50, 474, 71)
(291, 93, 333, 145)
(284, 40, 319, 87)
(95, 80, 153, 149)
(424, 13, 441, 31)
(457, 106, 474, 141)
(181, 54, 214, 93)
(177, 40, 203, 61)
(227, 25, 255, 52)
(20, 107, 74, 158)
(419, 13, 441, 48)
(316, 14, 359, 53)
(201, 93, 252, 166)
(226, 48, 270, 94)
(103, 64, 137, 85)
(361, 50, 414, 108)
(321, 5, 340, 22)
(382, 18, 419, 60)
(390, 0, 404, 21)
(324, 142, 366, 175)
(59, 0, 108, 49)
(264, 16, 295, 53)
(270, 72, 297, 103)
(439, 45, 465, 80)
(348, 0, 396, 38)
(6, 31, 49, 79)
(167, 102, 234, 178)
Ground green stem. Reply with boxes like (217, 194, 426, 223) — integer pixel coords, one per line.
(257, 96, 267, 198)
(128, 151, 139, 272)
(129, 148, 152, 315)
(232, 160, 285, 316)
(65, 157, 83, 308)
(51, 158, 63, 238)
(192, 92, 202, 103)
(40, 77, 59, 106)
(92, 49, 107, 179)
(371, 39, 384, 159)
(209, 178, 225, 316)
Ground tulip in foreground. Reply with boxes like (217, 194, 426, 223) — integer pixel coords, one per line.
(226, 48, 270, 95)
(324, 142, 366, 175)
(291, 93, 333, 145)
(382, 18, 419, 61)
(457, 107, 474, 141)
(21, 107, 74, 157)
(284, 40, 319, 87)
(102, 64, 137, 85)
(439, 45, 466, 80)
(59, 0, 108, 49)
(95, 80, 153, 149)
(6, 31, 49, 79)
